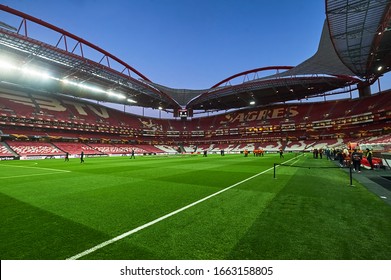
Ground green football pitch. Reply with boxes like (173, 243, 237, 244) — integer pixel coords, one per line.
(1, 152, 390, 260)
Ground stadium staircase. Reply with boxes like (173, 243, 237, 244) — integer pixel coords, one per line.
(178, 145, 186, 153)
(0, 141, 18, 157)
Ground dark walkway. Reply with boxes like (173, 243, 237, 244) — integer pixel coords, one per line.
(347, 167, 391, 206)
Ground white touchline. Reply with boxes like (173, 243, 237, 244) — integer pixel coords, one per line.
(67, 156, 298, 260)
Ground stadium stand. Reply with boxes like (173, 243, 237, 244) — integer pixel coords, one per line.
(0, 89, 390, 155)
(154, 145, 179, 154)
(53, 142, 103, 155)
(87, 143, 129, 155)
(364, 135, 391, 144)
(0, 143, 15, 157)
(6, 141, 65, 157)
(258, 141, 283, 152)
(284, 141, 310, 152)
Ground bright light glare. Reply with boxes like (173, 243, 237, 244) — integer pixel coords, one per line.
(108, 91, 126, 99)
(21, 67, 51, 80)
(61, 79, 76, 86)
(62, 79, 129, 100)
(0, 60, 15, 69)
(0, 56, 132, 102)
(0, 57, 18, 72)
(127, 98, 137, 103)
(79, 83, 105, 93)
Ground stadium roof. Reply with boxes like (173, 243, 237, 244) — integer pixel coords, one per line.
(326, 0, 391, 81)
(0, 1, 390, 114)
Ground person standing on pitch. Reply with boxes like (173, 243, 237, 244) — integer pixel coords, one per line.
(130, 149, 135, 159)
(351, 148, 362, 173)
(365, 148, 374, 170)
(80, 151, 84, 163)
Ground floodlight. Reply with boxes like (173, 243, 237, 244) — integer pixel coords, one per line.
(107, 91, 126, 99)
(0, 59, 14, 69)
(127, 98, 137, 103)
(21, 67, 51, 80)
(61, 79, 78, 86)
(79, 83, 105, 93)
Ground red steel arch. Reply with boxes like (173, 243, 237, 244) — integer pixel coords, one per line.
(0, 4, 151, 82)
(210, 66, 294, 89)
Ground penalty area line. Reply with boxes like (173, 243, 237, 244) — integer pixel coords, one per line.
(67, 156, 298, 260)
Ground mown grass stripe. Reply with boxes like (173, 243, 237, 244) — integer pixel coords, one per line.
(67, 156, 299, 260)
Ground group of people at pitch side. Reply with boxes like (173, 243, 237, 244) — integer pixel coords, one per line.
(306, 143, 378, 173)
(335, 146, 375, 172)
(346, 147, 374, 173)
(312, 148, 323, 159)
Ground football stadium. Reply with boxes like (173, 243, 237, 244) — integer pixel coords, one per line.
(1, 0, 391, 263)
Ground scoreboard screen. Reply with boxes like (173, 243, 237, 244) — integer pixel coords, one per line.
(178, 109, 188, 118)
(174, 108, 193, 118)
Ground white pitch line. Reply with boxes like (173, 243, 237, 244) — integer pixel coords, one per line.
(289, 158, 301, 166)
(67, 156, 298, 260)
(0, 164, 70, 173)
(1, 171, 71, 179)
